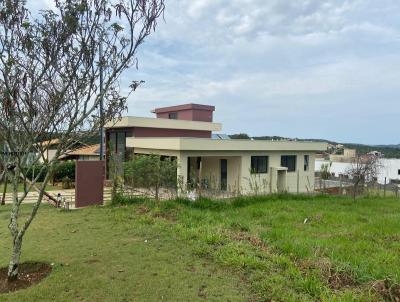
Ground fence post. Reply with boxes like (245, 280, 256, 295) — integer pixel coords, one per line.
(340, 175, 343, 195)
(384, 177, 387, 198)
(297, 170, 299, 194)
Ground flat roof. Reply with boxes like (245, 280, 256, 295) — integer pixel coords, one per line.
(105, 116, 222, 132)
(126, 137, 328, 152)
(152, 103, 215, 114)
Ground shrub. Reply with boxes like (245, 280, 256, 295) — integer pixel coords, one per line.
(124, 154, 177, 200)
(61, 176, 72, 189)
(53, 161, 75, 182)
(25, 164, 48, 182)
(111, 193, 149, 205)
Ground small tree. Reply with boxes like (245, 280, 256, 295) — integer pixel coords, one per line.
(320, 162, 332, 180)
(346, 154, 381, 200)
(124, 154, 177, 201)
(0, 0, 164, 281)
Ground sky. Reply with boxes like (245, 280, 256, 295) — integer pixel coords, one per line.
(31, 1, 400, 145)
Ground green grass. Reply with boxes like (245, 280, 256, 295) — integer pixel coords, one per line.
(1, 194, 400, 301)
(0, 204, 252, 302)
(123, 194, 400, 301)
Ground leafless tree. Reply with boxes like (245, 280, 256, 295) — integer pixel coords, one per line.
(0, 0, 164, 281)
(346, 153, 381, 201)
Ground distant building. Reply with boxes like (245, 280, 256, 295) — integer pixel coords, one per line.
(329, 148, 356, 162)
(60, 144, 100, 161)
(36, 139, 85, 163)
(368, 151, 384, 157)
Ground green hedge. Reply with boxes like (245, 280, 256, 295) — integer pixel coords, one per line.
(25, 161, 75, 183)
(53, 161, 75, 182)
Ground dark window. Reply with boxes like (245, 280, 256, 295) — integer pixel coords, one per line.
(251, 156, 268, 174)
(304, 155, 309, 171)
(398, 169, 400, 175)
(220, 159, 227, 191)
(168, 112, 177, 119)
(281, 155, 297, 172)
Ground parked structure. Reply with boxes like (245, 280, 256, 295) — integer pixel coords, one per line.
(105, 104, 327, 194)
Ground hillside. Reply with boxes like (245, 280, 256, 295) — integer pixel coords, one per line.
(229, 134, 400, 158)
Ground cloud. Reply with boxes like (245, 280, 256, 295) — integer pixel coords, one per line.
(26, 0, 400, 144)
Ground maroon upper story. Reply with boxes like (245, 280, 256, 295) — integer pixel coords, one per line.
(152, 103, 215, 122)
(106, 104, 215, 155)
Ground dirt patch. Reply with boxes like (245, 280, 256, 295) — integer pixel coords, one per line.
(371, 279, 400, 302)
(0, 262, 52, 294)
(231, 232, 269, 252)
(152, 211, 177, 222)
(135, 205, 151, 214)
(84, 259, 100, 264)
(198, 284, 207, 299)
(299, 258, 357, 290)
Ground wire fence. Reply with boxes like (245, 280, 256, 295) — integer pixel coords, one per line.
(315, 176, 400, 198)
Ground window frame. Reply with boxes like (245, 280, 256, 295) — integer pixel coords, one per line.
(168, 112, 178, 119)
(250, 156, 269, 174)
(281, 155, 297, 172)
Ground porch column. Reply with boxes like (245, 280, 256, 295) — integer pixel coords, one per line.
(177, 152, 188, 192)
(240, 155, 250, 194)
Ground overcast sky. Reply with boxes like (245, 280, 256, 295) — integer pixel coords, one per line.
(32, 1, 400, 144)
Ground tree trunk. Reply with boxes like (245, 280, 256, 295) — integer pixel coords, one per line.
(7, 166, 51, 280)
(8, 168, 21, 280)
(7, 236, 22, 281)
(353, 181, 359, 201)
(1, 173, 7, 206)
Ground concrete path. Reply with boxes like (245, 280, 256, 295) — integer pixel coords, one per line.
(2, 188, 112, 207)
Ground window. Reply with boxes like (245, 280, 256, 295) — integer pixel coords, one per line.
(281, 155, 297, 172)
(251, 156, 268, 174)
(398, 169, 400, 175)
(168, 112, 177, 119)
(304, 155, 309, 171)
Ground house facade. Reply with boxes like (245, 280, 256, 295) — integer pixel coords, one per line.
(105, 104, 327, 194)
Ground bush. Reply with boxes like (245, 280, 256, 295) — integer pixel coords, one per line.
(111, 193, 149, 205)
(54, 161, 75, 182)
(25, 161, 75, 183)
(62, 176, 72, 189)
(25, 164, 48, 182)
(124, 155, 177, 200)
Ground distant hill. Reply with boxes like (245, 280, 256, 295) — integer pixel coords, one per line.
(228, 134, 400, 159)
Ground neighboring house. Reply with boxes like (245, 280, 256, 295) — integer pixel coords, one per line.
(105, 103, 327, 194)
(329, 148, 356, 162)
(36, 139, 86, 162)
(59, 144, 100, 161)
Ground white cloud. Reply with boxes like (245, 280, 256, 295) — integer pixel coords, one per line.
(25, 0, 400, 144)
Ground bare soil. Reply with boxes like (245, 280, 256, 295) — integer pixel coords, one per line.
(371, 280, 400, 302)
(0, 262, 52, 294)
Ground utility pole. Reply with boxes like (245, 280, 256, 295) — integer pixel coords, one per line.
(99, 39, 104, 160)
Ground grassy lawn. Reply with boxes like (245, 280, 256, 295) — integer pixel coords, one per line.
(0, 194, 399, 301)
(0, 204, 252, 302)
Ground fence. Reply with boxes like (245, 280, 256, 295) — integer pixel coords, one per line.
(315, 175, 400, 198)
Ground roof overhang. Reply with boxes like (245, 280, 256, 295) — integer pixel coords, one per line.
(105, 116, 222, 132)
(152, 103, 215, 114)
(126, 137, 328, 152)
